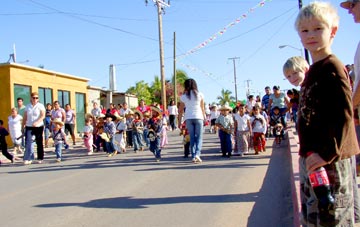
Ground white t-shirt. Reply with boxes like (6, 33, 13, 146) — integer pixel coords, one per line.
(233, 113, 250, 131)
(8, 114, 23, 139)
(25, 102, 45, 127)
(83, 125, 93, 133)
(250, 114, 267, 134)
(210, 110, 219, 120)
(167, 105, 178, 116)
(180, 91, 204, 121)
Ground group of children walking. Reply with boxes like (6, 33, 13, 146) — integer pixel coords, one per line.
(83, 106, 168, 162)
(213, 103, 270, 157)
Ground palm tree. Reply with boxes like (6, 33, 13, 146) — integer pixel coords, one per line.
(217, 89, 235, 105)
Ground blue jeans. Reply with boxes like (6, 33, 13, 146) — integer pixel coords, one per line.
(143, 129, 150, 147)
(219, 130, 232, 156)
(149, 136, 161, 159)
(24, 126, 44, 161)
(132, 131, 144, 151)
(55, 143, 62, 159)
(185, 119, 203, 158)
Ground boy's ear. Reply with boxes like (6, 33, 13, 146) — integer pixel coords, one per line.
(330, 26, 338, 38)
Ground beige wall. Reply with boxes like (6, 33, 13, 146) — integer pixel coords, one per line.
(0, 63, 89, 145)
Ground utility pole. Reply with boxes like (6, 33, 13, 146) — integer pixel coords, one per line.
(245, 79, 252, 98)
(298, 0, 310, 63)
(146, 0, 170, 111)
(173, 32, 177, 104)
(228, 57, 240, 103)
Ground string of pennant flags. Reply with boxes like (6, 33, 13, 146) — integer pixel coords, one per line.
(178, 0, 271, 60)
(178, 0, 271, 80)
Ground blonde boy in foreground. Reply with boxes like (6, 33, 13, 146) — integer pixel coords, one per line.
(295, 2, 359, 226)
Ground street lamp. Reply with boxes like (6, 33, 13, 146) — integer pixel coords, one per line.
(279, 45, 303, 57)
(279, 44, 310, 64)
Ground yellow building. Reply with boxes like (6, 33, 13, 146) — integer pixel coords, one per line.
(0, 62, 89, 145)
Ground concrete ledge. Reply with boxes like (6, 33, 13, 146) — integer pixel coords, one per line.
(287, 123, 301, 227)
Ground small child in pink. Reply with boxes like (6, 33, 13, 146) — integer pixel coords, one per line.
(160, 114, 168, 148)
(83, 118, 94, 155)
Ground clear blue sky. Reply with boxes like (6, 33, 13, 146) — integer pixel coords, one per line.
(1, 0, 358, 104)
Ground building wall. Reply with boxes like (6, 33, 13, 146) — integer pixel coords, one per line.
(87, 87, 101, 112)
(0, 63, 89, 145)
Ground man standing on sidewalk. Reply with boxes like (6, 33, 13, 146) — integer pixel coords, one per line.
(340, 0, 360, 223)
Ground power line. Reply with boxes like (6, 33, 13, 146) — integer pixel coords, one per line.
(25, 0, 159, 42)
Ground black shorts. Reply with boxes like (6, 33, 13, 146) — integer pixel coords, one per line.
(64, 123, 75, 136)
(211, 119, 216, 126)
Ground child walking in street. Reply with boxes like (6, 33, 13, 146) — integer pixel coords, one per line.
(114, 112, 127, 153)
(51, 118, 67, 162)
(125, 111, 134, 148)
(215, 103, 234, 158)
(132, 110, 144, 152)
(233, 104, 252, 156)
(179, 121, 190, 158)
(269, 106, 285, 146)
(147, 106, 163, 162)
(83, 118, 94, 155)
(103, 113, 117, 157)
(250, 106, 266, 154)
(0, 120, 15, 165)
(160, 114, 169, 148)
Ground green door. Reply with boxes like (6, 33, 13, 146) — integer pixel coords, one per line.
(75, 93, 85, 133)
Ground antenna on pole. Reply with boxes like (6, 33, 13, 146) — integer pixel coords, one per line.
(7, 44, 16, 63)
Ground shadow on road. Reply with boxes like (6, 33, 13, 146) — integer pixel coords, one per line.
(35, 193, 259, 209)
(247, 139, 294, 227)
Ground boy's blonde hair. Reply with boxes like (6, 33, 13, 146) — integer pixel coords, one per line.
(283, 56, 309, 75)
(295, 1, 339, 31)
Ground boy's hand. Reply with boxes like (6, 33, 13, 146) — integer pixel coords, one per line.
(305, 152, 327, 172)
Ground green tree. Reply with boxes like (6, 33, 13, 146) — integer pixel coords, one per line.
(150, 75, 162, 104)
(126, 80, 152, 105)
(170, 69, 188, 102)
(217, 89, 235, 105)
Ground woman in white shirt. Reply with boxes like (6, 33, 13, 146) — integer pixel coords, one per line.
(178, 79, 206, 164)
(22, 92, 45, 165)
(167, 100, 178, 131)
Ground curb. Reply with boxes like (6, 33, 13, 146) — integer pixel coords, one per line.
(287, 123, 301, 227)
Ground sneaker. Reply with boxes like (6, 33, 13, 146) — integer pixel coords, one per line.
(192, 158, 196, 163)
(24, 160, 32, 165)
(107, 153, 113, 157)
(156, 158, 160, 162)
(37, 160, 43, 164)
(195, 156, 202, 163)
(239, 152, 244, 157)
(87, 151, 93, 155)
(56, 158, 61, 163)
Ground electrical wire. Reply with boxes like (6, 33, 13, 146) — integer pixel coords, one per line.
(25, 0, 160, 42)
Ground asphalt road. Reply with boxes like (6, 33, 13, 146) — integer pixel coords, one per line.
(0, 129, 293, 227)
